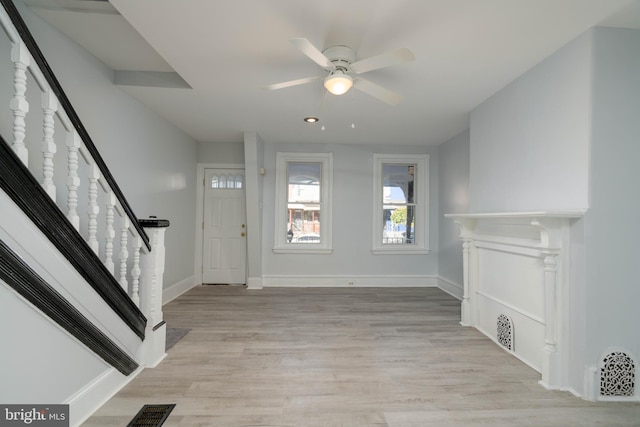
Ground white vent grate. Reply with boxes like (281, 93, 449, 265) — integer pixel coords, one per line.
(497, 314, 513, 351)
(600, 351, 635, 397)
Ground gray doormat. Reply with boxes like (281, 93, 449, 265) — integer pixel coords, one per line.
(165, 327, 190, 350)
(127, 404, 175, 427)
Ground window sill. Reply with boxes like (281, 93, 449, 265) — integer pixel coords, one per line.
(273, 247, 333, 255)
(371, 248, 431, 255)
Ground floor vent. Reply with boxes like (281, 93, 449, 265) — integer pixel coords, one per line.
(127, 404, 176, 427)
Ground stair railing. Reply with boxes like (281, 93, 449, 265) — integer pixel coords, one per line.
(0, 0, 167, 352)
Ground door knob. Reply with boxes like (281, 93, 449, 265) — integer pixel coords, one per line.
(241, 232, 246, 237)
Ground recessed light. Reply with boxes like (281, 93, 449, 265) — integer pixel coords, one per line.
(304, 116, 319, 123)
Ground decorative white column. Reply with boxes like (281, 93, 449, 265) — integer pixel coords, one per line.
(453, 218, 476, 326)
(461, 239, 473, 325)
(540, 251, 560, 389)
(139, 217, 170, 368)
(530, 216, 565, 390)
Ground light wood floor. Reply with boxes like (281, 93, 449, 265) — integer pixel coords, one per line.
(83, 286, 640, 426)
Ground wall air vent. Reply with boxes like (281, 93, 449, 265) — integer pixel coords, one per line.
(600, 351, 636, 397)
(497, 314, 514, 351)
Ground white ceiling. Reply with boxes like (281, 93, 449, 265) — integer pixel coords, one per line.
(23, 0, 640, 146)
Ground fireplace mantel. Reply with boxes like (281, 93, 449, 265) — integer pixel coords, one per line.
(445, 210, 584, 247)
(445, 210, 584, 390)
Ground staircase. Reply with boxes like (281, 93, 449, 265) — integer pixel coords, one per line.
(0, 0, 168, 424)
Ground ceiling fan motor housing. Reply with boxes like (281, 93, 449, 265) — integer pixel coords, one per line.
(322, 45, 356, 71)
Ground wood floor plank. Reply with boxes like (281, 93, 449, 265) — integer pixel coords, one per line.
(82, 286, 640, 426)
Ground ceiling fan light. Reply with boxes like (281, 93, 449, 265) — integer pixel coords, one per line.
(324, 71, 353, 95)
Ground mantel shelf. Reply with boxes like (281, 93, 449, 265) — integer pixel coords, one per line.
(444, 210, 586, 219)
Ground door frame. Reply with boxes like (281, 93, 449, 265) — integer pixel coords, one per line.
(195, 163, 246, 285)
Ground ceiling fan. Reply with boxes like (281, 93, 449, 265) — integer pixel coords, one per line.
(265, 38, 415, 106)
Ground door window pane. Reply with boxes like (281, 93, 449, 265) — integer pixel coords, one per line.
(211, 173, 244, 190)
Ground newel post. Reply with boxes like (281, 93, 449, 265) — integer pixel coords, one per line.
(139, 217, 170, 367)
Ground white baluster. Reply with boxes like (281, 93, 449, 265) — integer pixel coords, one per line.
(119, 216, 130, 291)
(10, 41, 30, 165)
(66, 132, 81, 230)
(41, 91, 58, 199)
(87, 163, 100, 253)
(131, 235, 142, 306)
(104, 191, 116, 274)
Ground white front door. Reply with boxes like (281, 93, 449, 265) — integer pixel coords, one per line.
(202, 169, 247, 284)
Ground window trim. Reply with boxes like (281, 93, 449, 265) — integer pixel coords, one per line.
(273, 152, 333, 254)
(372, 153, 430, 254)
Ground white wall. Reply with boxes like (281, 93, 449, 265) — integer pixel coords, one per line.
(10, 1, 199, 288)
(244, 132, 265, 288)
(469, 32, 592, 213)
(0, 283, 109, 404)
(438, 130, 470, 294)
(260, 142, 439, 283)
(198, 141, 245, 164)
(585, 27, 640, 375)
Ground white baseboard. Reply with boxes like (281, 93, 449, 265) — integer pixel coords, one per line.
(262, 275, 438, 287)
(65, 366, 143, 427)
(163, 275, 197, 305)
(246, 276, 263, 290)
(437, 276, 463, 300)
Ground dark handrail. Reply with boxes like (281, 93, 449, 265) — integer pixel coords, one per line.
(0, 0, 150, 251)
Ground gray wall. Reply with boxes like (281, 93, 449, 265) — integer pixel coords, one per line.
(9, 1, 199, 288)
(437, 130, 470, 290)
(244, 132, 265, 285)
(260, 142, 439, 279)
(198, 140, 245, 164)
(469, 32, 592, 213)
(585, 27, 640, 372)
(0, 284, 107, 404)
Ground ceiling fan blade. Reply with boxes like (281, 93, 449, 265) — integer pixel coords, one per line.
(353, 78, 402, 106)
(264, 75, 322, 91)
(350, 47, 415, 74)
(289, 38, 333, 69)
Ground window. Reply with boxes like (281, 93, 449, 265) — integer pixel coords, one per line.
(372, 153, 429, 254)
(211, 173, 243, 189)
(274, 152, 333, 253)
